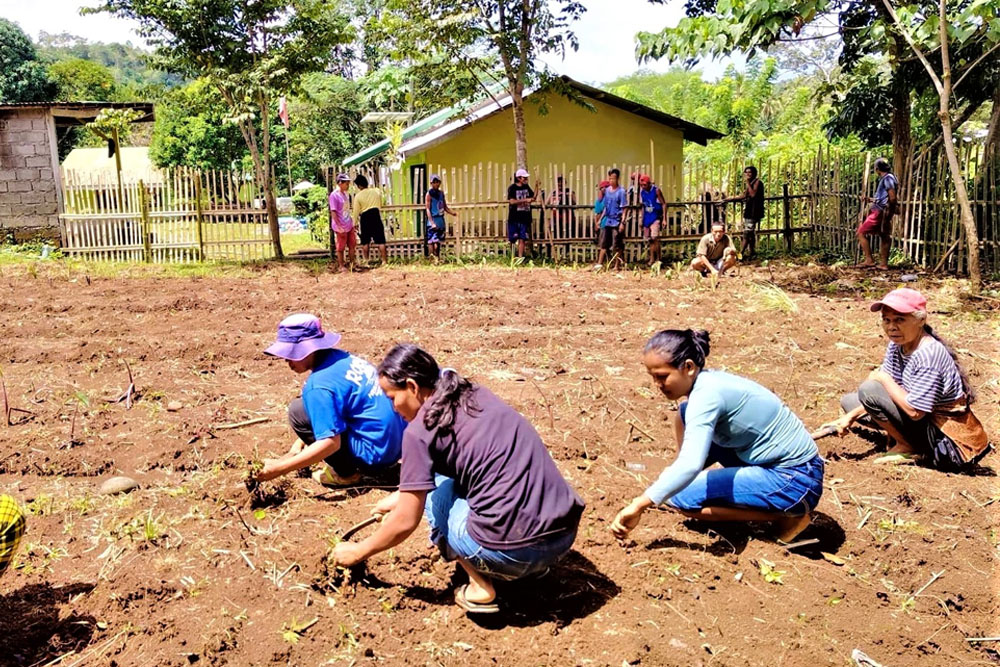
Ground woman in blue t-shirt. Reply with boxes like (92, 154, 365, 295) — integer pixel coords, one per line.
(255, 313, 404, 487)
(611, 329, 824, 545)
(820, 288, 989, 470)
(332, 344, 584, 615)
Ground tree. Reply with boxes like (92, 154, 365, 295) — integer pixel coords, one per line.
(90, 0, 354, 259)
(379, 0, 585, 168)
(149, 79, 247, 171)
(879, 0, 1000, 292)
(48, 58, 120, 101)
(0, 18, 57, 102)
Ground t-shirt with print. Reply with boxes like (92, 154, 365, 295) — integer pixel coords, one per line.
(873, 173, 898, 211)
(328, 190, 354, 233)
(880, 337, 964, 413)
(696, 233, 731, 262)
(601, 186, 627, 227)
(398, 386, 584, 550)
(507, 184, 535, 224)
(302, 350, 405, 467)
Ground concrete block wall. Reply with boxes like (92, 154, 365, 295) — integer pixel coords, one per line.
(0, 108, 61, 242)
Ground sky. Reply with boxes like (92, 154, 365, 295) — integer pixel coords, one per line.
(1, 0, 742, 85)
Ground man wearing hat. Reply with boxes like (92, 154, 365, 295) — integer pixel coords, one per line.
(425, 174, 456, 261)
(257, 313, 405, 486)
(638, 174, 667, 265)
(507, 168, 538, 259)
(329, 173, 357, 273)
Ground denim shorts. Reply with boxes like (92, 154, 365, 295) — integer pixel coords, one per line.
(666, 403, 825, 516)
(427, 217, 445, 243)
(424, 475, 577, 581)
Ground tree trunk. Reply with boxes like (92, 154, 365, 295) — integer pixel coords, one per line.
(259, 97, 284, 259)
(936, 1, 980, 291)
(985, 86, 1000, 158)
(511, 83, 528, 168)
(890, 80, 911, 193)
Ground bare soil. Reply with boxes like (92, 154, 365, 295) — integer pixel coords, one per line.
(0, 260, 998, 666)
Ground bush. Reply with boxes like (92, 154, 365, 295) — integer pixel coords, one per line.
(292, 185, 330, 246)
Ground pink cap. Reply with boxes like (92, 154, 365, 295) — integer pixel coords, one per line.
(870, 288, 927, 314)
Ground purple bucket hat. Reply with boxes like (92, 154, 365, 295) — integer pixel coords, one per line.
(264, 313, 342, 361)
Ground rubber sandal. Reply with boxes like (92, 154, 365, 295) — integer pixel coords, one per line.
(312, 464, 362, 487)
(872, 453, 915, 465)
(454, 584, 500, 614)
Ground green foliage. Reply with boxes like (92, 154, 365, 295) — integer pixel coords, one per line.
(47, 58, 120, 102)
(37, 31, 182, 91)
(150, 79, 246, 170)
(293, 185, 330, 246)
(0, 18, 57, 102)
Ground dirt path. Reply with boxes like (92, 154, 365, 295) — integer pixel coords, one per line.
(0, 261, 997, 666)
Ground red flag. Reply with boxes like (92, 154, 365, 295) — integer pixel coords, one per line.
(278, 96, 289, 128)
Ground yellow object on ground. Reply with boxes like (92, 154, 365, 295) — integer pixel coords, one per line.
(0, 494, 25, 577)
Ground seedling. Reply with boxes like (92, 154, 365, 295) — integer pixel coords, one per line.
(280, 616, 318, 644)
(757, 558, 786, 585)
(64, 390, 90, 448)
(0, 367, 34, 426)
(751, 281, 799, 313)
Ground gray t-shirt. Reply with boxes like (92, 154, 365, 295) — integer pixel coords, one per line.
(880, 337, 964, 413)
(398, 386, 584, 549)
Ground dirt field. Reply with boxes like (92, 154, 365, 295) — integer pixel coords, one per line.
(1, 259, 997, 667)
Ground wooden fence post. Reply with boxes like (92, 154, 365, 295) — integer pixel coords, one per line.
(194, 173, 206, 261)
(139, 179, 152, 263)
(782, 182, 792, 252)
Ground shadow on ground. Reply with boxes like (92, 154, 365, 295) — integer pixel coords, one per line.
(0, 581, 97, 666)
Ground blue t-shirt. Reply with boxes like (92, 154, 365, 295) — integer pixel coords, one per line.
(880, 337, 964, 413)
(645, 370, 817, 505)
(601, 186, 627, 227)
(873, 173, 898, 211)
(427, 188, 446, 217)
(640, 186, 662, 227)
(302, 350, 405, 467)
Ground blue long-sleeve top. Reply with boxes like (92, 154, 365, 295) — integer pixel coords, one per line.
(644, 370, 818, 505)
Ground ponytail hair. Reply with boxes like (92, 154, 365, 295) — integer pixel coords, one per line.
(917, 319, 976, 404)
(644, 329, 711, 369)
(378, 343, 479, 431)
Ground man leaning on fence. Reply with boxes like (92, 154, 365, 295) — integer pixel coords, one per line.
(858, 158, 898, 271)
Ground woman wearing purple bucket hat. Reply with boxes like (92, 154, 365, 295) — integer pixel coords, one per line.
(257, 313, 405, 486)
(817, 288, 990, 470)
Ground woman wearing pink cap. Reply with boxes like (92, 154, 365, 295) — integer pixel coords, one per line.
(257, 313, 405, 486)
(821, 288, 990, 469)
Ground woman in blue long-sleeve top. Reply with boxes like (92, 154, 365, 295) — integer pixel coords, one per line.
(611, 329, 825, 544)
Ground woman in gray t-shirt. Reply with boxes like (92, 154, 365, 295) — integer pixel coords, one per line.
(332, 343, 584, 615)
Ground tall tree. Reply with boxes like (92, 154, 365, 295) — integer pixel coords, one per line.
(879, 0, 1000, 292)
(380, 0, 585, 168)
(0, 19, 57, 103)
(90, 0, 353, 259)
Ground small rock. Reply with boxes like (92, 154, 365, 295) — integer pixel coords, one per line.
(167, 401, 183, 412)
(100, 476, 139, 495)
(669, 638, 689, 650)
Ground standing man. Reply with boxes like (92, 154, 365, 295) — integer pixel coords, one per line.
(329, 173, 356, 273)
(857, 157, 898, 270)
(638, 174, 667, 265)
(425, 175, 457, 262)
(727, 166, 764, 259)
(594, 168, 628, 270)
(507, 168, 538, 259)
(352, 174, 388, 265)
(547, 175, 577, 240)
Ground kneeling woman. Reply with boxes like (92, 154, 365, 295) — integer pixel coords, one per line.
(612, 330, 824, 543)
(825, 288, 989, 470)
(333, 344, 584, 614)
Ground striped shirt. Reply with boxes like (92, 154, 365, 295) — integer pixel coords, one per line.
(880, 337, 964, 413)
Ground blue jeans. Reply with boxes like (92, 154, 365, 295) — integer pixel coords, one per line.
(425, 476, 577, 581)
(666, 403, 825, 516)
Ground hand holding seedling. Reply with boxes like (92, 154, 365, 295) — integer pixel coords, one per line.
(332, 540, 365, 567)
(255, 459, 285, 482)
(611, 496, 654, 540)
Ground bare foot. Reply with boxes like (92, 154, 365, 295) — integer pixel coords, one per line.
(774, 512, 811, 543)
(886, 441, 916, 455)
(876, 264, 889, 270)
(857, 262, 876, 269)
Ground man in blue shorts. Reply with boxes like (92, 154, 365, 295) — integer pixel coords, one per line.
(425, 175, 457, 261)
(507, 168, 537, 258)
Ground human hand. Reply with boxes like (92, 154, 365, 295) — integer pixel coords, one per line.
(867, 369, 889, 383)
(332, 541, 365, 567)
(255, 459, 284, 482)
(288, 439, 305, 456)
(814, 415, 852, 438)
(610, 499, 646, 540)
